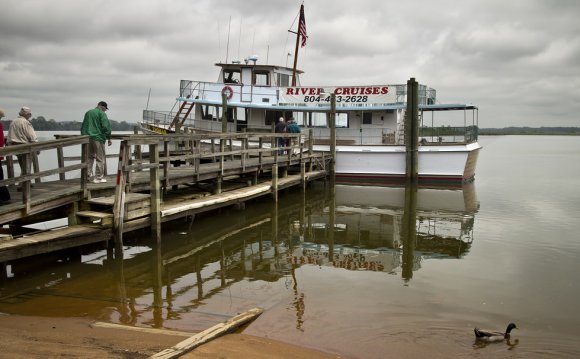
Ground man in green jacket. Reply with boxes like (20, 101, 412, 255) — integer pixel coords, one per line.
(81, 101, 112, 183)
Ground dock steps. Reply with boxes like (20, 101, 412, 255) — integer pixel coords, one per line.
(83, 193, 151, 222)
(76, 210, 114, 226)
(87, 193, 151, 206)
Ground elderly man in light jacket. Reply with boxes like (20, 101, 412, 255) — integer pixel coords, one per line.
(8, 106, 38, 176)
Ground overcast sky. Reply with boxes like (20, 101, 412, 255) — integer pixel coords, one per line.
(1, 0, 578, 128)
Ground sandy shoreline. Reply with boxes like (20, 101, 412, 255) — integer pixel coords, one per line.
(0, 314, 340, 358)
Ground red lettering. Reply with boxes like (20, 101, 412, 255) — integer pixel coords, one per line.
(317, 88, 323, 95)
(335, 88, 342, 95)
(286, 88, 295, 95)
(309, 88, 316, 95)
(351, 88, 359, 95)
(381, 86, 389, 94)
(342, 88, 351, 95)
(372, 87, 379, 94)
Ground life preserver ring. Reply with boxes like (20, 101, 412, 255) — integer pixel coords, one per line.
(221, 86, 234, 100)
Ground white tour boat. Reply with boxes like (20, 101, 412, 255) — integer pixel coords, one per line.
(141, 6, 481, 186)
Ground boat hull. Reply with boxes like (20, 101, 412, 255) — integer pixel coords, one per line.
(317, 142, 481, 186)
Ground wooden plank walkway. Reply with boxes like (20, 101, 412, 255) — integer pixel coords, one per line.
(0, 132, 330, 263)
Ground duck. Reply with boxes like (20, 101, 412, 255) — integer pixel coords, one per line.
(474, 323, 518, 341)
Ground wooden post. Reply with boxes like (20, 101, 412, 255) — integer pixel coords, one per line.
(272, 164, 278, 202)
(57, 146, 65, 180)
(149, 142, 161, 242)
(113, 141, 128, 247)
(194, 139, 200, 181)
(68, 202, 78, 226)
(80, 141, 89, 198)
(32, 151, 40, 184)
(163, 140, 169, 191)
(405, 77, 419, 185)
(6, 156, 14, 184)
(300, 161, 306, 192)
(258, 136, 263, 169)
(308, 128, 314, 172)
(241, 136, 247, 171)
(221, 93, 228, 133)
(133, 127, 142, 171)
(22, 153, 31, 214)
(330, 93, 337, 175)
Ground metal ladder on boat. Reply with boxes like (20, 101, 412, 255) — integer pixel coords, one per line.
(395, 110, 423, 145)
(169, 100, 195, 131)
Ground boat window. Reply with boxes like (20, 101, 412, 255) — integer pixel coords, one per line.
(277, 73, 290, 87)
(336, 113, 348, 128)
(292, 112, 307, 126)
(265, 110, 283, 126)
(254, 71, 269, 86)
(224, 70, 241, 84)
(362, 112, 372, 125)
(311, 112, 327, 127)
(237, 108, 247, 123)
(203, 105, 218, 120)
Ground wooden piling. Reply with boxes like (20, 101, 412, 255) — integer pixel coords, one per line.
(149, 142, 161, 242)
(272, 164, 278, 202)
(113, 141, 128, 246)
(405, 77, 419, 185)
(330, 93, 337, 175)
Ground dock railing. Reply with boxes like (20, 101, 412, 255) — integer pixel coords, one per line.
(0, 136, 89, 213)
(111, 131, 314, 241)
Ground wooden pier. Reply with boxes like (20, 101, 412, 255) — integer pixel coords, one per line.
(0, 131, 329, 264)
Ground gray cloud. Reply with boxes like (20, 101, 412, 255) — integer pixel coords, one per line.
(0, 0, 579, 127)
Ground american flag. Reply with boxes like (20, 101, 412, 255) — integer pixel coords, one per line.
(299, 4, 307, 47)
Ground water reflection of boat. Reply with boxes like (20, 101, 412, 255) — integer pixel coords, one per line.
(0, 183, 478, 328)
(286, 183, 478, 279)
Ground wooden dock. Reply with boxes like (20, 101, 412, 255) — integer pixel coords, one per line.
(0, 131, 329, 264)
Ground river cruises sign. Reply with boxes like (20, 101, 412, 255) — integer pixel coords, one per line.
(280, 86, 397, 106)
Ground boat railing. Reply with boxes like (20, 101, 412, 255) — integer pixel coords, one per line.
(179, 80, 279, 105)
(143, 109, 172, 126)
(418, 125, 478, 144)
(309, 127, 396, 145)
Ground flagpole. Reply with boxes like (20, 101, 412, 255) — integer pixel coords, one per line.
(291, 4, 304, 86)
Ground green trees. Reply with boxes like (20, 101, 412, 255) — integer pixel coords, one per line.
(1, 116, 137, 131)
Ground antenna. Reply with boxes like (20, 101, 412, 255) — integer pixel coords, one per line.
(237, 18, 242, 63)
(226, 16, 231, 63)
(266, 45, 269, 64)
(251, 30, 255, 55)
(217, 20, 222, 62)
(146, 88, 151, 110)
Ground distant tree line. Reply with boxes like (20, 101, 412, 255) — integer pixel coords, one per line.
(1, 116, 138, 131)
(479, 127, 580, 135)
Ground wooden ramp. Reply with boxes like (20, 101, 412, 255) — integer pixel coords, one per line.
(0, 224, 112, 262)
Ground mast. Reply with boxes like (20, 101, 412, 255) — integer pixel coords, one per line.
(291, 4, 306, 86)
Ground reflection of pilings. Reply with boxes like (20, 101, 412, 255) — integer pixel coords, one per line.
(111, 249, 130, 324)
(272, 201, 279, 258)
(401, 184, 418, 281)
(328, 177, 336, 261)
(152, 242, 163, 328)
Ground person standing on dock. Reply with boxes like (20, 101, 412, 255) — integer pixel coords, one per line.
(81, 101, 112, 183)
(287, 117, 301, 155)
(275, 117, 287, 155)
(7, 106, 38, 177)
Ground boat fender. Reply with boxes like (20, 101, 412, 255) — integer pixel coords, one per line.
(221, 86, 234, 100)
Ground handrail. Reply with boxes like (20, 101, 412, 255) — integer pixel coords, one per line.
(0, 135, 90, 213)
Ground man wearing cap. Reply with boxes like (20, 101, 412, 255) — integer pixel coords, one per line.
(7, 106, 38, 177)
(81, 101, 112, 183)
